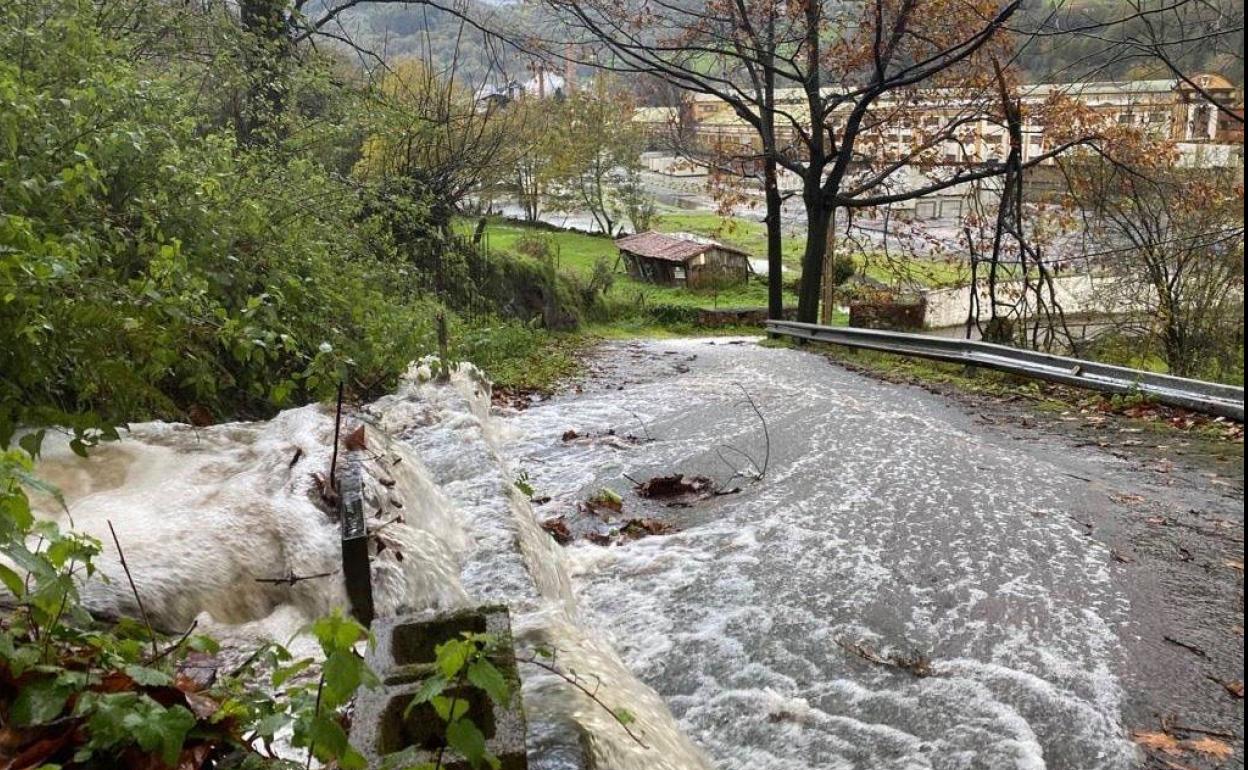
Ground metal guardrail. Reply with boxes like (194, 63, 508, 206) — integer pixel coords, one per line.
(767, 320, 1245, 422)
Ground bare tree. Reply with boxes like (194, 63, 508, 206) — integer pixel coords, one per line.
(1016, 0, 1243, 124)
(1056, 141, 1244, 378)
(542, 0, 1099, 324)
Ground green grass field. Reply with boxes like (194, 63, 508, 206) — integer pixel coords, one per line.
(470, 220, 617, 276)
(462, 214, 967, 320)
(652, 210, 968, 288)
(462, 216, 798, 311)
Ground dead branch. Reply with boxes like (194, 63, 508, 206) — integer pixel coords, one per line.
(738, 384, 770, 479)
(107, 520, 158, 659)
(836, 637, 935, 678)
(328, 381, 345, 494)
(625, 409, 654, 442)
(147, 619, 199, 665)
(1163, 635, 1208, 658)
(1162, 714, 1240, 739)
(517, 651, 650, 749)
(254, 570, 340, 587)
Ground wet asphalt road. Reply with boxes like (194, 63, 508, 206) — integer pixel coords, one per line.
(503, 338, 1243, 770)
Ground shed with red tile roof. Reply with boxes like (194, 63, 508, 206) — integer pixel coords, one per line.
(614, 231, 751, 287)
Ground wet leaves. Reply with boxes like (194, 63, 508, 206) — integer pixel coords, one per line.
(582, 488, 623, 515)
(633, 474, 715, 506)
(1133, 730, 1184, 754)
(0, 656, 231, 770)
(186, 405, 214, 428)
(1133, 730, 1235, 762)
(540, 517, 573, 545)
(560, 427, 647, 449)
(542, 514, 677, 547)
(835, 638, 934, 678)
(1206, 676, 1244, 700)
(617, 518, 676, 540)
(491, 385, 545, 412)
(1183, 737, 1235, 761)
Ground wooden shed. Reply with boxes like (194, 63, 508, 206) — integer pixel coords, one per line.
(614, 231, 752, 288)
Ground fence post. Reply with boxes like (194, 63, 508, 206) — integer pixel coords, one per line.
(337, 454, 375, 626)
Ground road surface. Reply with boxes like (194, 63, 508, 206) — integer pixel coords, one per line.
(502, 338, 1244, 770)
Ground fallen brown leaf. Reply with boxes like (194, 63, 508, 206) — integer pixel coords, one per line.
(183, 691, 220, 721)
(1183, 736, 1234, 760)
(540, 517, 572, 545)
(344, 425, 367, 451)
(1133, 730, 1183, 755)
(1218, 679, 1244, 699)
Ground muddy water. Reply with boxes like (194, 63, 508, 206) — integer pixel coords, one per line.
(501, 338, 1234, 770)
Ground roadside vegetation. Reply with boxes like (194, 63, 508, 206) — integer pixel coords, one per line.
(792, 341, 1245, 446)
(1, 0, 1242, 765)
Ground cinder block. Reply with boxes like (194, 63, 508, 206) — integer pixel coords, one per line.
(355, 605, 526, 769)
(369, 604, 514, 686)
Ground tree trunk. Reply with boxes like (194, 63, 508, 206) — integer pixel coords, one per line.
(797, 187, 832, 324)
(764, 155, 784, 320)
(820, 208, 837, 323)
(238, 0, 291, 146)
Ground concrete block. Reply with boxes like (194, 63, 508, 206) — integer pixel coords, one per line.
(369, 604, 514, 686)
(355, 605, 527, 769)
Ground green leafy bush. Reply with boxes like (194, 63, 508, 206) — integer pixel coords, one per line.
(0, 0, 591, 448)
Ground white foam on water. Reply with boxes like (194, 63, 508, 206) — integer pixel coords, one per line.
(18, 337, 1144, 770)
(29, 402, 468, 644)
(23, 360, 711, 768)
(367, 360, 713, 770)
(503, 338, 1140, 770)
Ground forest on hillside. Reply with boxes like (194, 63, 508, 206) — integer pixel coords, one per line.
(332, 0, 1245, 89)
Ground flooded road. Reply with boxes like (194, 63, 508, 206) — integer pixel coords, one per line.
(502, 338, 1244, 770)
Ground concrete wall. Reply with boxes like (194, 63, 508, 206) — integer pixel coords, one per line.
(922, 273, 1139, 329)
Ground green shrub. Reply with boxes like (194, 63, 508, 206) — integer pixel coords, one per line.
(645, 304, 702, 324)
(0, 1, 598, 447)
